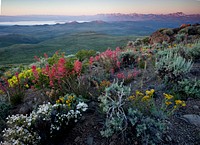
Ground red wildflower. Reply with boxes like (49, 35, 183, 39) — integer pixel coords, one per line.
(89, 57, 94, 65)
(116, 72, 125, 79)
(44, 53, 48, 59)
(32, 65, 39, 80)
(74, 60, 82, 74)
(34, 56, 40, 62)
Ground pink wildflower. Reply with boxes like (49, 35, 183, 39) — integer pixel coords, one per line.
(89, 57, 94, 65)
(74, 60, 82, 74)
(34, 56, 40, 62)
(44, 53, 48, 59)
(116, 72, 125, 79)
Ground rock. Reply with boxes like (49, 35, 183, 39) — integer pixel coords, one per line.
(165, 135, 172, 142)
(149, 30, 171, 44)
(193, 105, 199, 110)
(109, 141, 116, 145)
(182, 114, 200, 126)
(86, 136, 93, 145)
(74, 136, 81, 142)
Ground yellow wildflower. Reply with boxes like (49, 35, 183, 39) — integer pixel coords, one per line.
(165, 101, 172, 106)
(67, 100, 71, 103)
(163, 93, 173, 100)
(141, 95, 150, 102)
(100, 80, 111, 88)
(68, 95, 74, 100)
(60, 97, 64, 103)
(56, 99, 60, 104)
(8, 76, 18, 87)
(146, 89, 155, 97)
(128, 95, 135, 101)
(136, 90, 144, 96)
(25, 84, 29, 88)
(175, 100, 186, 107)
(67, 103, 71, 107)
(0, 90, 4, 94)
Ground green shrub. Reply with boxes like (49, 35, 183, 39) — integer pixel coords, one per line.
(2, 99, 88, 144)
(188, 42, 200, 60)
(99, 81, 185, 144)
(118, 49, 136, 67)
(162, 29, 174, 36)
(175, 33, 185, 43)
(75, 49, 96, 61)
(99, 80, 131, 137)
(177, 78, 200, 99)
(156, 51, 193, 83)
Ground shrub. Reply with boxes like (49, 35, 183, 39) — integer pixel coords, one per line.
(0, 70, 32, 105)
(118, 49, 136, 67)
(156, 51, 193, 84)
(128, 91, 185, 144)
(188, 41, 200, 60)
(176, 78, 200, 99)
(90, 48, 121, 72)
(2, 99, 88, 144)
(75, 49, 96, 61)
(99, 81, 186, 144)
(99, 80, 131, 137)
(162, 29, 174, 36)
(175, 33, 185, 43)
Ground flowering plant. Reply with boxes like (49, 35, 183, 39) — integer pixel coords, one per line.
(0, 69, 33, 105)
(2, 100, 88, 144)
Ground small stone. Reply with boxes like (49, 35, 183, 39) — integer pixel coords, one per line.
(111, 134, 118, 140)
(193, 105, 199, 110)
(166, 135, 172, 142)
(183, 114, 200, 126)
(74, 136, 81, 142)
(109, 141, 115, 145)
(87, 136, 93, 145)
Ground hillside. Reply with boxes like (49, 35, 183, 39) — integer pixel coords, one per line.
(0, 24, 200, 144)
(1, 20, 200, 65)
(0, 32, 139, 64)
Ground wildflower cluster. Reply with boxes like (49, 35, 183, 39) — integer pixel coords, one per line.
(89, 48, 121, 72)
(162, 93, 186, 115)
(2, 100, 88, 144)
(0, 69, 33, 105)
(56, 94, 76, 108)
(7, 68, 33, 88)
(31, 56, 83, 97)
(127, 89, 155, 114)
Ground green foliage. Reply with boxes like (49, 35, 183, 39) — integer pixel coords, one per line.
(156, 50, 193, 83)
(0, 101, 11, 120)
(118, 49, 136, 67)
(177, 78, 200, 99)
(188, 42, 200, 60)
(75, 49, 96, 61)
(175, 33, 185, 43)
(99, 82, 169, 144)
(128, 108, 166, 145)
(162, 29, 174, 36)
(99, 80, 131, 137)
(47, 52, 65, 66)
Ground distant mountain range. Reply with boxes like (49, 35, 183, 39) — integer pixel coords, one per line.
(0, 12, 200, 22)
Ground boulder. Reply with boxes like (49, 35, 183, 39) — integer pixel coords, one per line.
(182, 114, 200, 127)
(149, 30, 171, 44)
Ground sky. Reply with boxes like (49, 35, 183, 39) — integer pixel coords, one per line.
(1, 0, 200, 16)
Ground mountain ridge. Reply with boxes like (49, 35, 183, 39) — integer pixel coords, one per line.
(1, 12, 200, 22)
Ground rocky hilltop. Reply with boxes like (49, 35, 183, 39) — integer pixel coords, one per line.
(149, 23, 200, 44)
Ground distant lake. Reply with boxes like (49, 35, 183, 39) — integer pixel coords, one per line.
(0, 21, 89, 26)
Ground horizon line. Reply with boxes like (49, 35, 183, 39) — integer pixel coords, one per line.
(1, 12, 200, 17)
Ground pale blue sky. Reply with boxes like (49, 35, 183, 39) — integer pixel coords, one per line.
(1, 0, 200, 15)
